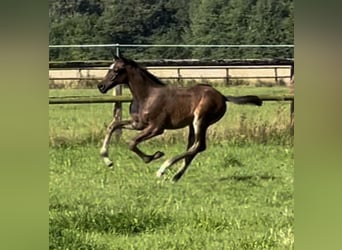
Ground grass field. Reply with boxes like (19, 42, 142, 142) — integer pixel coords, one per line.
(49, 86, 294, 249)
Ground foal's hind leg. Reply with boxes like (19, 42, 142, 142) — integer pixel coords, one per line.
(169, 125, 195, 179)
(172, 126, 207, 182)
(129, 126, 165, 163)
(100, 119, 132, 167)
(157, 117, 207, 181)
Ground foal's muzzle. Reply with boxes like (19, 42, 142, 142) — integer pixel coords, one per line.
(98, 83, 107, 93)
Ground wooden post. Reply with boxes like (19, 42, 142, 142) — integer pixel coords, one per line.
(274, 67, 278, 84)
(177, 67, 181, 85)
(289, 62, 294, 134)
(290, 99, 294, 134)
(112, 86, 123, 139)
(112, 45, 123, 139)
(226, 68, 230, 85)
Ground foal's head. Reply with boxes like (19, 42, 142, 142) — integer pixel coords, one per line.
(98, 55, 128, 94)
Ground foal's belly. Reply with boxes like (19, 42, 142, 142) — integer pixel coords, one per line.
(165, 116, 194, 130)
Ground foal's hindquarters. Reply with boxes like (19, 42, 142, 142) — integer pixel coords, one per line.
(156, 86, 228, 182)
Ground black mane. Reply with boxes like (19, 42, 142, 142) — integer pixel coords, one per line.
(126, 59, 166, 86)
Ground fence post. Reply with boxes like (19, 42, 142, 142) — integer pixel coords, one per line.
(290, 69, 294, 135)
(289, 62, 294, 134)
(226, 68, 230, 85)
(274, 67, 278, 84)
(290, 99, 294, 134)
(177, 67, 181, 85)
(113, 44, 123, 138)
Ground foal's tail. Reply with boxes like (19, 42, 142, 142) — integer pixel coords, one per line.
(225, 95, 263, 106)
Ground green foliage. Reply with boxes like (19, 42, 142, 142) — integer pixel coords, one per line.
(49, 0, 294, 60)
(247, 0, 294, 58)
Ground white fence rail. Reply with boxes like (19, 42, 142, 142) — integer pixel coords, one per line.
(49, 43, 294, 60)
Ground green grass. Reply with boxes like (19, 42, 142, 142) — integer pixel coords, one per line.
(49, 86, 294, 249)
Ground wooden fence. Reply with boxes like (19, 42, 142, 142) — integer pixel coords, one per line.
(49, 59, 295, 134)
(48, 95, 293, 104)
(49, 58, 294, 68)
(48, 95, 294, 133)
(49, 59, 294, 86)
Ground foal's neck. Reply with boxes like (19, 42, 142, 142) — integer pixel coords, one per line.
(126, 66, 164, 101)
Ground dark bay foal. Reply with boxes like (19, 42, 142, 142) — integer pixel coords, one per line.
(98, 55, 262, 182)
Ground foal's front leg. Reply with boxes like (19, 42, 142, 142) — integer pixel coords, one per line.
(129, 126, 165, 163)
(100, 119, 133, 167)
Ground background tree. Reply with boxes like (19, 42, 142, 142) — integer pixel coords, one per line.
(49, 0, 294, 60)
(247, 0, 293, 58)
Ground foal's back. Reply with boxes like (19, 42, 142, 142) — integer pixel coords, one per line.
(143, 84, 227, 129)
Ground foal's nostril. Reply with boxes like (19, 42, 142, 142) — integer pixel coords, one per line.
(98, 84, 107, 93)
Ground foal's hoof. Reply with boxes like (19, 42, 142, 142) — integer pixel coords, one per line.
(153, 151, 165, 160)
(143, 151, 165, 163)
(103, 158, 113, 167)
(171, 174, 182, 183)
(156, 170, 165, 178)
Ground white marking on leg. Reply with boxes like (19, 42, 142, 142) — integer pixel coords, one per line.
(100, 134, 110, 155)
(156, 159, 173, 177)
(100, 133, 114, 166)
(103, 157, 113, 167)
(171, 115, 201, 180)
(193, 114, 200, 139)
(109, 63, 115, 69)
(156, 115, 202, 178)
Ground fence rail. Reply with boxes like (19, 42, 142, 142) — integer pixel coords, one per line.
(49, 44, 294, 60)
(49, 95, 132, 104)
(49, 60, 293, 86)
(49, 76, 290, 82)
(49, 44, 294, 48)
(48, 95, 293, 105)
(49, 95, 294, 134)
(49, 59, 294, 68)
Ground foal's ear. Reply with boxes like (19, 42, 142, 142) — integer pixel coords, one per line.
(111, 49, 119, 61)
(118, 52, 128, 63)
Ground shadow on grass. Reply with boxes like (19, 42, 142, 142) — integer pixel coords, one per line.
(221, 156, 244, 168)
(218, 175, 276, 182)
